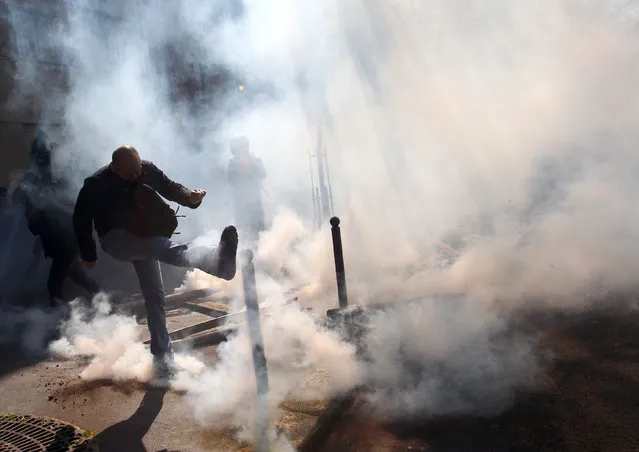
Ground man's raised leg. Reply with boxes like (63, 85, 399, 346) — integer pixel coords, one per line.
(101, 226, 238, 281)
(183, 226, 238, 280)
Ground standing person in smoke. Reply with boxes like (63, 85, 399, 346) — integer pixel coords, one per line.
(12, 130, 101, 307)
(227, 136, 267, 244)
(73, 145, 238, 382)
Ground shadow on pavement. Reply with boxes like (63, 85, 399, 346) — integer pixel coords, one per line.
(96, 387, 169, 452)
(0, 344, 47, 378)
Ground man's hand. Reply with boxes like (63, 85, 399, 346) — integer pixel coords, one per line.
(190, 189, 207, 205)
(81, 260, 96, 269)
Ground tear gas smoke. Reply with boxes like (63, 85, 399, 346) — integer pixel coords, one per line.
(49, 294, 157, 382)
(48, 291, 359, 445)
(0, 304, 60, 354)
(6, 0, 639, 441)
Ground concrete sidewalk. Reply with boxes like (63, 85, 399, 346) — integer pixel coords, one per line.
(0, 311, 326, 452)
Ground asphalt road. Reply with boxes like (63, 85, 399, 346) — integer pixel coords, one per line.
(323, 309, 639, 452)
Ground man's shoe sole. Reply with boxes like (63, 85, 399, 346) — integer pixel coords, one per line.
(217, 226, 238, 280)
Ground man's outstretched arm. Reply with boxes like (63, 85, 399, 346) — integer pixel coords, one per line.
(145, 162, 204, 208)
(73, 181, 98, 264)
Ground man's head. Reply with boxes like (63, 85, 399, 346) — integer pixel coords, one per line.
(230, 135, 250, 158)
(31, 130, 52, 172)
(111, 145, 142, 181)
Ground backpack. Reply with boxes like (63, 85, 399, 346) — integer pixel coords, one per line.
(126, 184, 178, 238)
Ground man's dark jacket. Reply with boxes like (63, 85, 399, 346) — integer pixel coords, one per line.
(73, 161, 199, 262)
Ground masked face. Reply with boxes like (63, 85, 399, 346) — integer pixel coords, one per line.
(31, 133, 52, 170)
(35, 151, 51, 170)
(236, 148, 250, 160)
(231, 136, 250, 156)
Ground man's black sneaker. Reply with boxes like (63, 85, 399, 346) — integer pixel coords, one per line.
(216, 225, 238, 281)
(151, 353, 176, 387)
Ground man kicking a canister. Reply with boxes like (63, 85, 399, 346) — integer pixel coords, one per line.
(73, 145, 238, 382)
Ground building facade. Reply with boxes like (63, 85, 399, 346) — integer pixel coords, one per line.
(0, 0, 258, 193)
(0, 0, 133, 190)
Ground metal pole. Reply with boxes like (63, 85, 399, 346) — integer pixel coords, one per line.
(241, 249, 270, 452)
(314, 187, 322, 230)
(330, 217, 348, 309)
(308, 149, 317, 222)
(316, 132, 330, 221)
(324, 146, 335, 217)
(308, 149, 317, 229)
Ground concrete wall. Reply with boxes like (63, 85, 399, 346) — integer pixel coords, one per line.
(0, 0, 129, 189)
(1, 0, 68, 189)
(0, 0, 233, 189)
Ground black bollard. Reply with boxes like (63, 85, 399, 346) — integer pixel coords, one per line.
(241, 249, 270, 452)
(330, 217, 349, 309)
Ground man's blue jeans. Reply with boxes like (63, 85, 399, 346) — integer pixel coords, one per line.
(101, 229, 214, 357)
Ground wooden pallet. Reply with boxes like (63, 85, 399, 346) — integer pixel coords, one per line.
(124, 287, 301, 346)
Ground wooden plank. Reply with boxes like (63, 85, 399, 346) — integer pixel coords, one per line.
(145, 295, 300, 344)
(115, 288, 216, 315)
(162, 303, 273, 343)
(182, 302, 228, 318)
(117, 291, 237, 320)
(171, 307, 313, 350)
(172, 325, 238, 349)
(327, 292, 467, 316)
(124, 285, 302, 317)
(198, 300, 231, 313)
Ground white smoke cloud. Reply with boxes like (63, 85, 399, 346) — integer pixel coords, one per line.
(49, 294, 155, 382)
(182, 302, 359, 438)
(6, 0, 639, 443)
(46, 288, 358, 444)
(360, 295, 541, 419)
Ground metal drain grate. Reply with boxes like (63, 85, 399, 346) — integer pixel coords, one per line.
(0, 414, 97, 452)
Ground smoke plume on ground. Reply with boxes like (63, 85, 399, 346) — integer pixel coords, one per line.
(49, 295, 156, 382)
(46, 289, 359, 444)
(6, 0, 639, 439)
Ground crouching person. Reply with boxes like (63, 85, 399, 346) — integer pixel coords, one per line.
(73, 145, 238, 383)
